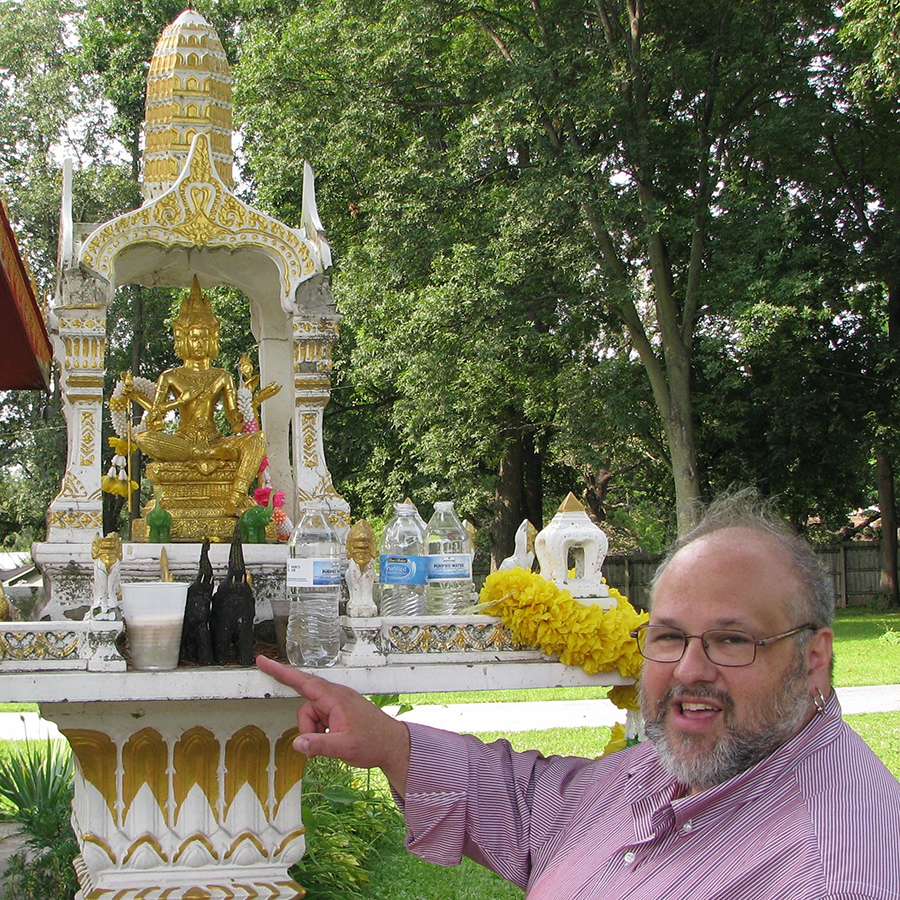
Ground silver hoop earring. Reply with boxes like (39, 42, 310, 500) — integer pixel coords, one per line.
(812, 688, 827, 715)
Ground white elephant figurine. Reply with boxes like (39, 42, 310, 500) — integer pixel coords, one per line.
(499, 519, 538, 571)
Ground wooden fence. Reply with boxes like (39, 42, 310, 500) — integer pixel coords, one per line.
(814, 543, 884, 608)
(602, 541, 886, 611)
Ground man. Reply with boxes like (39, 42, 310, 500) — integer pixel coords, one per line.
(257, 495, 900, 899)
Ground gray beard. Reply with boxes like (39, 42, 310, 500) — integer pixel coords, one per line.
(640, 661, 811, 791)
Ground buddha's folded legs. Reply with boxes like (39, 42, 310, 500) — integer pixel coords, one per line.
(136, 429, 267, 516)
(222, 431, 266, 515)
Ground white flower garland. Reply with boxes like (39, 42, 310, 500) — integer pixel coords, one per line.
(237, 385, 254, 423)
(110, 376, 156, 438)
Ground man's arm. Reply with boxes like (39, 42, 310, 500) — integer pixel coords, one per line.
(255, 655, 411, 795)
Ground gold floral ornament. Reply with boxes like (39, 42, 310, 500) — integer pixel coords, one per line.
(478, 567, 648, 685)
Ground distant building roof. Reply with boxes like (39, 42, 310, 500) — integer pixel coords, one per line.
(0, 201, 52, 390)
(0, 551, 30, 569)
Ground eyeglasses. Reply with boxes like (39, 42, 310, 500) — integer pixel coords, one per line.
(629, 623, 817, 667)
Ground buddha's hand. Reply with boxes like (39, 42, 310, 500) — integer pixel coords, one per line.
(145, 408, 165, 431)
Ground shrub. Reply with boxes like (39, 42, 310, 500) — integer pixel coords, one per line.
(2, 832, 79, 900)
(289, 756, 403, 900)
(0, 739, 78, 900)
(0, 739, 74, 848)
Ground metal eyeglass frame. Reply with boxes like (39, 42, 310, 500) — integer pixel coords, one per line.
(628, 623, 818, 667)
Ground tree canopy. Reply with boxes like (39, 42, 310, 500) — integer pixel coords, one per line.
(0, 0, 898, 587)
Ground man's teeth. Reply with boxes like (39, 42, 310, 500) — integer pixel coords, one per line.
(681, 702, 716, 711)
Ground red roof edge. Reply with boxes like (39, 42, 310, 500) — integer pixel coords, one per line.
(0, 201, 53, 391)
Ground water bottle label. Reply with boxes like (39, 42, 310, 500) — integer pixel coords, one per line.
(286, 558, 341, 587)
(427, 554, 472, 580)
(379, 554, 428, 585)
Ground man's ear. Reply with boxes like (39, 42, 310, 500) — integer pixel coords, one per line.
(806, 627, 833, 680)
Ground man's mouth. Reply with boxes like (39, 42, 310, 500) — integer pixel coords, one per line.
(678, 700, 721, 718)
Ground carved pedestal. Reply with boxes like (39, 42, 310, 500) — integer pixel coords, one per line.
(5, 653, 632, 899)
(130, 462, 275, 543)
(42, 697, 306, 900)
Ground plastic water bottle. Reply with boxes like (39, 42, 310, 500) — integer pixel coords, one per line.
(378, 501, 428, 617)
(286, 508, 342, 667)
(425, 501, 474, 615)
(405, 497, 428, 533)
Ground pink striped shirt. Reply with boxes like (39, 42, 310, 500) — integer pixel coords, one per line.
(399, 694, 900, 899)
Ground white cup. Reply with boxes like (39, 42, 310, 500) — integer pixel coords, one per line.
(121, 582, 189, 671)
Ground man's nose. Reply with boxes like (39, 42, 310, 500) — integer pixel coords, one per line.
(673, 635, 719, 683)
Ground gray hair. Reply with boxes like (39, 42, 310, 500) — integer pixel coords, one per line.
(650, 489, 834, 629)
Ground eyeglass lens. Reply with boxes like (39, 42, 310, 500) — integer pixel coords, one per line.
(638, 626, 757, 666)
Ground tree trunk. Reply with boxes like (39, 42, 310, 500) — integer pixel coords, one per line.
(877, 449, 899, 607)
(878, 271, 900, 607)
(582, 467, 613, 524)
(523, 428, 543, 531)
(663, 354, 702, 536)
(491, 409, 526, 570)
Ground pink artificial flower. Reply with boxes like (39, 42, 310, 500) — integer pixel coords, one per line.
(253, 487, 272, 506)
(273, 491, 286, 508)
(257, 454, 269, 474)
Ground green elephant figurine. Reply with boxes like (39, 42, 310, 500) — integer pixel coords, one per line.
(147, 490, 172, 543)
(239, 491, 274, 543)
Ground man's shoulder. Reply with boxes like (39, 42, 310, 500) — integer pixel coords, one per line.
(797, 717, 900, 840)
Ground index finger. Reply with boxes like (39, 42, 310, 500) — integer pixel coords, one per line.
(256, 654, 334, 702)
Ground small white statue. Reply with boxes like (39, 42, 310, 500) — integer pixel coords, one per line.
(91, 533, 123, 620)
(499, 519, 538, 571)
(534, 493, 611, 605)
(345, 520, 377, 617)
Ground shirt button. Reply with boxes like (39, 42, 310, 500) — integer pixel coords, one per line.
(682, 821, 693, 833)
(623, 851, 636, 864)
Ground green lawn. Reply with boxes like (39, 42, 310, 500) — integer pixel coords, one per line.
(831, 607, 900, 686)
(845, 710, 900, 775)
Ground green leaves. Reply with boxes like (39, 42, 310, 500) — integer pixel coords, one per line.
(0, 739, 74, 849)
(292, 756, 402, 899)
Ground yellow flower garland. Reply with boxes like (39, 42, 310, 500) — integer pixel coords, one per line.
(478, 567, 648, 682)
(600, 722, 640, 756)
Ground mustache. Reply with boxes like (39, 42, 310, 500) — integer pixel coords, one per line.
(643, 683, 736, 723)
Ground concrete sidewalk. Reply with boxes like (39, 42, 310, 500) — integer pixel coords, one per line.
(2, 684, 899, 742)
(393, 683, 900, 733)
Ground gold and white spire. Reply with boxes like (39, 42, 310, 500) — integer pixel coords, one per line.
(142, 8, 234, 200)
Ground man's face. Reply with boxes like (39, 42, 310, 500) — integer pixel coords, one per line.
(639, 528, 828, 792)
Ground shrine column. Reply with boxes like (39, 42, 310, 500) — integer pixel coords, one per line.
(46, 273, 108, 542)
(291, 314, 350, 540)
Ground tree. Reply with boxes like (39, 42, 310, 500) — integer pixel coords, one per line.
(0, 0, 137, 545)
(237, 0, 851, 551)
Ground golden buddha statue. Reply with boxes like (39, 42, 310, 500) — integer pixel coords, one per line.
(125, 278, 271, 541)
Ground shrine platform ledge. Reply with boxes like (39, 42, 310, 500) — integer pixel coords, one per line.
(0, 660, 630, 704)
